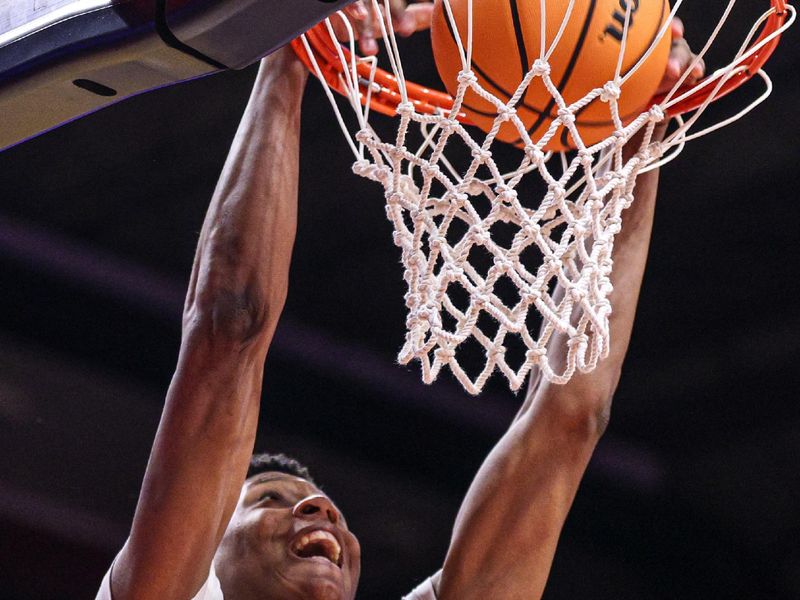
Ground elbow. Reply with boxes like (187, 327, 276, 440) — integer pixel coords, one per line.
(587, 376, 617, 438)
(185, 284, 286, 349)
(555, 395, 613, 440)
(539, 375, 619, 440)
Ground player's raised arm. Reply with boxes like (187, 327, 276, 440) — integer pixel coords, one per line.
(434, 24, 704, 600)
(109, 48, 308, 600)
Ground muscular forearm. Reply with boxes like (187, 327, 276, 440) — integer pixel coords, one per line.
(440, 128, 665, 600)
(171, 46, 308, 539)
(441, 28, 702, 597)
(185, 52, 308, 342)
(521, 124, 665, 427)
(114, 50, 308, 600)
(594, 130, 662, 383)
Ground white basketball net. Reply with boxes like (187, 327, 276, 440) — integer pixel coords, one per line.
(298, 0, 795, 394)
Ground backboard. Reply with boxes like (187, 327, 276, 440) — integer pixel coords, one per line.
(0, 0, 356, 150)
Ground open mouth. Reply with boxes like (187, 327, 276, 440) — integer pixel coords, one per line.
(292, 529, 343, 567)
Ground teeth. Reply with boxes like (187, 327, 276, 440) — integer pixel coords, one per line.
(293, 530, 342, 565)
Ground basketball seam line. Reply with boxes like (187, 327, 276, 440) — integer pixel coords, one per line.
(564, 0, 669, 134)
(522, 0, 598, 146)
(441, 0, 598, 144)
(440, 0, 663, 148)
(442, 10, 549, 119)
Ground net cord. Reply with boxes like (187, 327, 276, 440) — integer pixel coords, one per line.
(293, 1, 793, 393)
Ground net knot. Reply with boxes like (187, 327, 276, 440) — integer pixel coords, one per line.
(649, 104, 666, 122)
(440, 119, 457, 134)
(435, 346, 456, 362)
(429, 234, 445, 250)
(421, 162, 440, 179)
(417, 302, 440, 326)
(588, 193, 605, 211)
(578, 150, 595, 167)
(353, 158, 370, 172)
(493, 255, 513, 273)
(525, 146, 547, 164)
(495, 185, 516, 201)
(569, 286, 586, 302)
(488, 344, 506, 360)
(352, 160, 388, 183)
(404, 292, 421, 309)
(392, 230, 409, 249)
(530, 59, 550, 77)
(457, 70, 478, 86)
(607, 216, 622, 231)
(646, 141, 665, 161)
(497, 105, 517, 122)
(558, 108, 576, 126)
(396, 101, 416, 117)
(354, 129, 374, 145)
(521, 220, 541, 238)
(600, 80, 622, 102)
(567, 333, 589, 348)
(522, 289, 542, 305)
(377, 166, 394, 184)
(443, 262, 464, 279)
(469, 225, 491, 246)
(614, 173, 630, 189)
(544, 255, 561, 272)
(526, 347, 547, 361)
(390, 145, 409, 160)
(472, 294, 488, 309)
(471, 147, 493, 162)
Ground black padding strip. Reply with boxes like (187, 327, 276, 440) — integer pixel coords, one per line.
(154, 0, 229, 70)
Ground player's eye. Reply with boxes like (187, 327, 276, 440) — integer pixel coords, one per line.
(259, 491, 283, 503)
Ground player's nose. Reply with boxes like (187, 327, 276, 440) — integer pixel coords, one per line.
(292, 494, 340, 525)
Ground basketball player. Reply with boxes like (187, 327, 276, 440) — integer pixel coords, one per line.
(96, 4, 704, 599)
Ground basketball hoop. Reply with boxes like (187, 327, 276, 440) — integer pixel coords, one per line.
(291, 0, 795, 394)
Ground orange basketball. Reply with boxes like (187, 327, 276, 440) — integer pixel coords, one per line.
(431, 0, 672, 152)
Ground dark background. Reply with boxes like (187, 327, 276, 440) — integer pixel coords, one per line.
(1, 3, 799, 599)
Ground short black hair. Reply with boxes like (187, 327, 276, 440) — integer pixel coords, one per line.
(247, 453, 316, 486)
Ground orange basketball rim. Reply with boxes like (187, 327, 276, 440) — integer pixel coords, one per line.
(291, 0, 792, 124)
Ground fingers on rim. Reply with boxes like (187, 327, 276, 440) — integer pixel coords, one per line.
(387, 0, 409, 20)
(691, 62, 706, 79)
(360, 11, 379, 55)
(407, 3, 435, 33)
(353, 1, 432, 44)
(671, 16, 685, 39)
(345, 3, 369, 19)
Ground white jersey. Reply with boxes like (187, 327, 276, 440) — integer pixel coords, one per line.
(96, 563, 438, 600)
(96, 560, 224, 600)
(401, 573, 440, 600)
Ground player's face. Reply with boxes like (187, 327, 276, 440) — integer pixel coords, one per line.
(215, 472, 361, 600)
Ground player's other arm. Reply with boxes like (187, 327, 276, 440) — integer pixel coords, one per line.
(436, 132, 661, 600)
(110, 49, 308, 600)
(435, 24, 702, 600)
